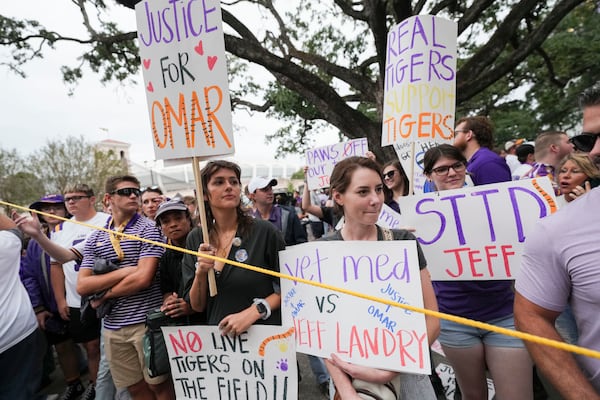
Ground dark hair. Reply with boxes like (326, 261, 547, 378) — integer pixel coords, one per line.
(329, 156, 382, 216)
(105, 175, 140, 195)
(382, 160, 410, 196)
(200, 160, 252, 234)
(516, 144, 535, 163)
(423, 144, 468, 175)
(64, 183, 94, 197)
(455, 115, 495, 149)
(580, 82, 600, 108)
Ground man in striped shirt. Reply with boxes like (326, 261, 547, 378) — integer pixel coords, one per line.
(77, 175, 173, 400)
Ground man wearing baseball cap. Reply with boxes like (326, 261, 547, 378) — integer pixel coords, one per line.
(247, 177, 307, 246)
(154, 199, 203, 323)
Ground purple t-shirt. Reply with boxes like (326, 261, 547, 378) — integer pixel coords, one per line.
(433, 146, 514, 321)
(516, 188, 600, 390)
(467, 147, 511, 185)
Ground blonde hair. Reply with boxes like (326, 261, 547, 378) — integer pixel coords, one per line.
(558, 153, 600, 179)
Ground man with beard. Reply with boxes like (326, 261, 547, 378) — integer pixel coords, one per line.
(515, 83, 600, 398)
(453, 115, 511, 185)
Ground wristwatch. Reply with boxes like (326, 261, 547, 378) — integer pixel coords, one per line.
(253, 298, 271, 320)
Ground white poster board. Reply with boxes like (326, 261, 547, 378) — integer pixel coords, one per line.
(163, 325, 298, 399)
(280, 241, 430, 374)
(381, 15, 457, 146)
(305, 138, 369, 190)
(377, 203, 405, 230)
(393, 140, 439, 193)
(397, 178, 557, 280)
(135, 0, 234, 161)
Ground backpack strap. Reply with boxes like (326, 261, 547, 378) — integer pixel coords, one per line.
(381, 227, 394, 241)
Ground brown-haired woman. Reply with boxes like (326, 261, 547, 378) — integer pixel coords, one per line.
(181, 160, 286, 334)
(322, 156, 439, 399)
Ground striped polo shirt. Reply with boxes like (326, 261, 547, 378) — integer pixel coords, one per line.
(81, 213, 165, 330)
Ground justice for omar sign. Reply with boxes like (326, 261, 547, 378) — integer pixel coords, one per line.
(136, 0, 234, 161)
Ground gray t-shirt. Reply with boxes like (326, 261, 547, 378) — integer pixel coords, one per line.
(516, 187, 600, 390)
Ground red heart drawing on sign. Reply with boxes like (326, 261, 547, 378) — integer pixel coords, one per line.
(143, 59, 151, 69)
(147, 82, 154, 92)
(208, 56, 218, 71)
(194, 41, 204, 56)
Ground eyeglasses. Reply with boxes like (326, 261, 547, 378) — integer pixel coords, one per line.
(64, 195, 90, 203)
(383, 170, 397, 180)
(39, 204, 64, 212)
(111, 187, 141, 197)
(453, 129, 470, 137)
(431, 161, 466, 176)
(570, 133, 600, 152)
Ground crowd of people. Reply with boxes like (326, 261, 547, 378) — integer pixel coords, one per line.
(2, 82, 600, 400)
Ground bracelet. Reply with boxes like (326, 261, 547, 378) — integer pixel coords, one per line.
(252, 298, 271, 320)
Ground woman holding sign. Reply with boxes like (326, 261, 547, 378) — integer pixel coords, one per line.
(423, 144, 533, 400)
(182, 160, 285, 334)
(322, 156, 440, 399)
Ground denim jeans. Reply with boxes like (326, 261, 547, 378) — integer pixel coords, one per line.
(307, 354, 330, 384)
(95, 325, 131, 400)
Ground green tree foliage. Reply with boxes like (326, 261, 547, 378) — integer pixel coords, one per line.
(1, 0, 595, 160)
(0, 136, 127, 211)
(27, 136, 128, 202)
(0, 147, 27, 212)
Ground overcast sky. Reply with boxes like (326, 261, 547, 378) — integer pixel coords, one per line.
(0, 1, 338, 165)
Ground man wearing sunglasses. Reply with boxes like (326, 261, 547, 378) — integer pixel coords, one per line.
(515, 83, 600, 398)
(77, 175, 174, 400)
(570, 88, 600, 167)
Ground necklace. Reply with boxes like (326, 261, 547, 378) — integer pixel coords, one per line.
(214, 227, 238, 259)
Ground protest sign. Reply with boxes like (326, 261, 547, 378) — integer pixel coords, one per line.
(163, 325, 297, 399)
(397, 178, 557, 280)
(305, 138, 369, 190)
(377, 203, 404, 230)
(280, 241, 430, 374)
(393, 140, 439, 193)
(136, 0, 234, 161)
(381, 15, 457, 146)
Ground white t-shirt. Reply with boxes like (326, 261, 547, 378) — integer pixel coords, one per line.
(0, 229, 37, 353)
(505, 154, 521, 173)
(512, 163, 534, 180)
(51, 212, 110, 308)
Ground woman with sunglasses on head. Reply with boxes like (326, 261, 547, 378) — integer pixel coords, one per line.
(556, 153, 600, 207)
(141, 186, 166, 221)
(181, 160, 285, 336)
(423, 144, 533, 400)
(321, 156, 440, 399)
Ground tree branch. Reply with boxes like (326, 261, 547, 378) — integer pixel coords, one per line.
(457, 0, 585, 102)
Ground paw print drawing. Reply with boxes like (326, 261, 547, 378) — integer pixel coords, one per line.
(276, 358, 289, 372)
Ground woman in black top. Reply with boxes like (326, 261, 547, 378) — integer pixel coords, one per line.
(181, 160, 285, 335)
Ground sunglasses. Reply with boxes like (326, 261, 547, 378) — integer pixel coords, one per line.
(570, 133, 600, 152)
(64, 195, 90, 203)
(431, 161, 466, 176)
(111, 187, 141, 197)
(383, 170, 397, 180)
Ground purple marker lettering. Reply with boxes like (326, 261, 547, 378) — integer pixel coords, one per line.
(470, 189, 500, 242)
(415, 198, 446, 245)
(508, 187, 547, 242)
(439, 194, 467, 245)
